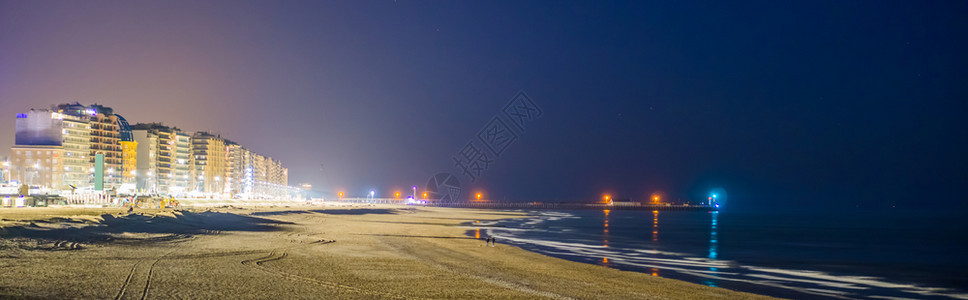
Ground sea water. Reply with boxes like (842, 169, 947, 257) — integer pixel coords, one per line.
(474, 210, 968, 299)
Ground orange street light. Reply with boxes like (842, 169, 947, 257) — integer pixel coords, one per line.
(338, 192, 344, 199)
(422, 192, 428, 199)
(394, 192, 401, 199)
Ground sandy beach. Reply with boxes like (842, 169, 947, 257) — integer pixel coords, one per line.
(0, 205, 773, 299)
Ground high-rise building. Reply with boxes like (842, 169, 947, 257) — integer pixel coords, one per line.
(224, 142, 244, 195)
(54, 103, 132, 190)
(172, 131, 192, 194)
(192, 132, 227, 195)
(225, 147, 289, 198)
(131, 123, 192, 196)
(87, 109, 121, 188)
(133, 130, 159, 193)
(116, 115, 137, 188)
(60, 114, 91, 189)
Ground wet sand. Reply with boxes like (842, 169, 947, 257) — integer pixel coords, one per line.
(0, 205, 774, 299)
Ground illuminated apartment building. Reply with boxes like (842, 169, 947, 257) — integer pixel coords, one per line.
(131, 123, 190, 195)
(117, 116, 137, 188)
(10, 104, 291, 198)
(54, 103, 130, 190)
(88, 111, 121, 187)
(191, 132, 227, 195)
(59, 114, 91, 189)
(225, 147, 290, 198)
(132, 130, 159, 193)
(10, 146, 63, 189)
(224, 142, 244, 195)
(171, 131, 193, 194)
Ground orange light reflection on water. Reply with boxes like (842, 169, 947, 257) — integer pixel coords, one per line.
(603, 209, 610, 247)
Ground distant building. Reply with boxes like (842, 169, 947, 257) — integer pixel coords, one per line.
(219, 144, 289, 199)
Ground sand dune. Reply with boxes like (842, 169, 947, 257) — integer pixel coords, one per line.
(0, 205, 773, 299)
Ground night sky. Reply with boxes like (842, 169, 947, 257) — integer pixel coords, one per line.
(2, 1, 966, 211)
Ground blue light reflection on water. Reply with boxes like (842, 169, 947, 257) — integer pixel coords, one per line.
(704, 211, 719, 288)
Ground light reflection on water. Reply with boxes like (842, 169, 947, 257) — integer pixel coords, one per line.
(602, 209, 610, 265)
(704, 211, 719, 287)
(479, 210, 968, 300)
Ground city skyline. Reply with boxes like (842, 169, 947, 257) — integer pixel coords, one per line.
(6, 103, 291, 198)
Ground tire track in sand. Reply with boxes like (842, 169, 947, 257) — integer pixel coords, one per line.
(114, 251, 171, 300)
(115, 258, 146, 300)
(140, 252, 168, 300)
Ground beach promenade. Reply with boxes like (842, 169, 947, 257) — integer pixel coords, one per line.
(0, 205, 771, 299)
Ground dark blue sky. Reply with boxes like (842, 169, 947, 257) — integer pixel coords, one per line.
(1, 1, 966, 210)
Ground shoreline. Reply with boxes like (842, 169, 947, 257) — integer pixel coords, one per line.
(475, 208, 968, 300)
(0, 205, 773, 299)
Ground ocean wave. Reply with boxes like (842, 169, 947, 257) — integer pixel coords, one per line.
(483, 212, 968, 300)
